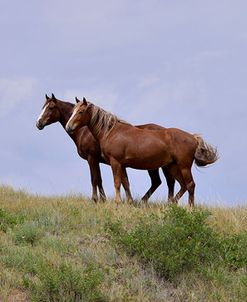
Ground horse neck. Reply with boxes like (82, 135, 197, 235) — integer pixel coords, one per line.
(87, 122, 105, 142)
(57, 101, 84, 144)
(87, 105, 118, 142)
(56, 101, 74, 129)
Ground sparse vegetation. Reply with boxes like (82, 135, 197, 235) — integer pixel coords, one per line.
(1, 185, 247, 301)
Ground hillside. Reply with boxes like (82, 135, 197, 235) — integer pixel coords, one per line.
(0, 185, 247, 302)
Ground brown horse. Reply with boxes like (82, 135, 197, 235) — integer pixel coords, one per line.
(66, 98, 218, 206)
(36, 94, 176, 202)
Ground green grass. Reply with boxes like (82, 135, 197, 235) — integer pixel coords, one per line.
(106, 206, 222, 280)
(1, 185, 247, 301)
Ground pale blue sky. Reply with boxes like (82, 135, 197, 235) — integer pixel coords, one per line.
(0, 1, 246, 205)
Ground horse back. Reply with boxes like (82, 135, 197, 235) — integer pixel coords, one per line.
(136, 123, 165, 131)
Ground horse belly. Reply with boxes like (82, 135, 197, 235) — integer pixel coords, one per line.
(124, 150, 172, 170)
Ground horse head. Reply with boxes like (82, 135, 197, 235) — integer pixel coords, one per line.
(66, 97, 89, 134)
(36, 93, 60, 130)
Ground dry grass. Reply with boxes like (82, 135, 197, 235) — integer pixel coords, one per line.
(0, 186, 177, 302)
(207, 206, 247, 234)
(0, 185, 247, 301)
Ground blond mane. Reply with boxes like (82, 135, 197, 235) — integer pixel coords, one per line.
(89, 103, 130, 137)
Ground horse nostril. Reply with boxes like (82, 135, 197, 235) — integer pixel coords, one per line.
(66, 125, 74, 134)
(36, 121, 44, 130)
(66, 125, 71, 133)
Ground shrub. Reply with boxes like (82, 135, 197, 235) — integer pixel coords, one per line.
(107, 205, 221, 280)
(14, 222, 42, 246)
(23, 262, 106, 302)
(0, 246, 44, 274)
(0, 208, 22, 232)
(221, 233, 247, 269)
(1, 246, 106, 301)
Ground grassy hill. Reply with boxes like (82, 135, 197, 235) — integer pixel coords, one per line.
(0, 185, 247, 302)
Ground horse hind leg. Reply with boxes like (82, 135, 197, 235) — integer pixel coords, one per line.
(180, 168, 195, 207)
(170, 168, 187, 204)
(164, 166, 194, 206)
(161, 166, 175, 202)
(98, 184, 106, 202)
(141, 169, 161, 203)
(174, 186, 187, 204)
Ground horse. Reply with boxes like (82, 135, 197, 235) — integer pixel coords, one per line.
(36, 94, 177, 203)
(66, 97, 218, 206)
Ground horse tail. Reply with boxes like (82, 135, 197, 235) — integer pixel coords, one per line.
(193, 134, 219, 167)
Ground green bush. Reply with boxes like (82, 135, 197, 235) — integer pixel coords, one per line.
(0, 246, 44, 274)
(0, 208, 23, 232)
(107, 205, 221, 280)
(23, 262, 106, 302)
(1, 246, 106, 301)
(14, 222, 42, 246)
(221, 233, 247, 269)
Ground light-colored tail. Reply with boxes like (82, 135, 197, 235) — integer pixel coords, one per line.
(193, 134, 219, 167)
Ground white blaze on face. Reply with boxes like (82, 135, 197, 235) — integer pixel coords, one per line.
(68, 104, 80, 124)
(37, 103, 49, 123)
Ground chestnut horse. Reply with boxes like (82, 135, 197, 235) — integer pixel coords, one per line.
(66, 98, 218, 206)
(36, 94, 176, 202)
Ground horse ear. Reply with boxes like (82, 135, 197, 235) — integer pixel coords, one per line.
(45, 94, 50, 100)
(83, 97, 87, 105)
(51, 93, 56, 100)
(75, 97, 80, 103)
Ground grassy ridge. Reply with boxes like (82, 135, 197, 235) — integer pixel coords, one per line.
(0, 185, 247, 301)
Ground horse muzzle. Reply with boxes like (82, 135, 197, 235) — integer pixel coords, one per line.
(36, 120, 44, 130)
(66, 125, 74, 134)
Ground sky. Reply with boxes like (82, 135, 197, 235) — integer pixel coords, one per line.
(0, 0, 246, 206)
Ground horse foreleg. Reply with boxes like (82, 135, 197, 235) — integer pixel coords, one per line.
(141, 169, 161, 203)
(110, 158, 123, 204)
(121, 167, 133, 204)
